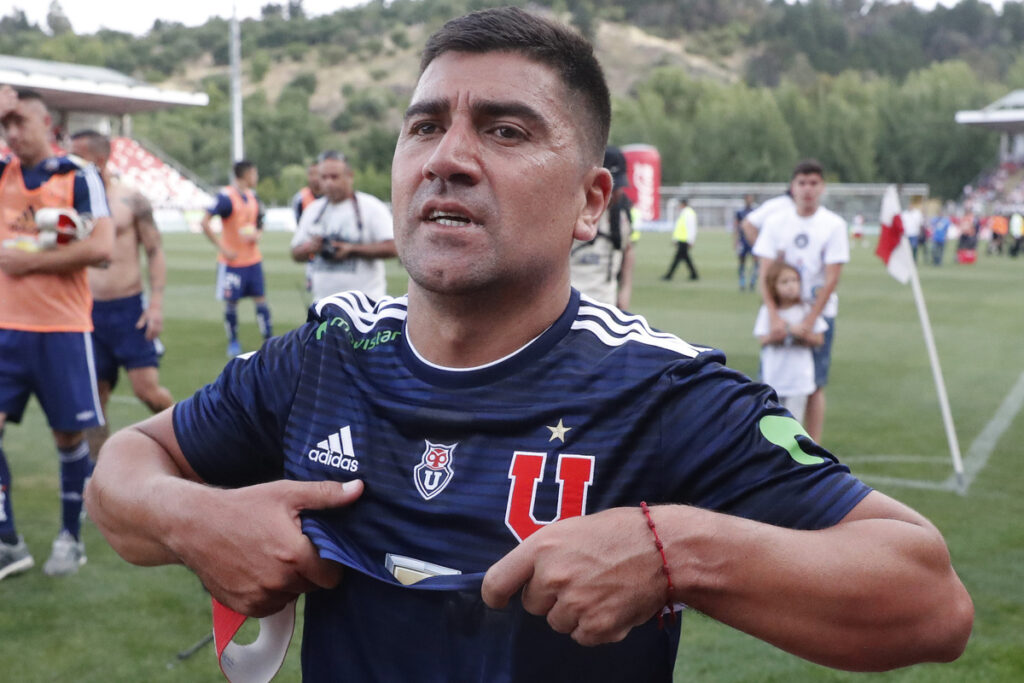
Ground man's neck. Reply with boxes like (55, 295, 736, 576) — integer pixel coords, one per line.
(234, 180, 250, 193)
(796, 203, 818, 218)
(405, 279, 571, 369)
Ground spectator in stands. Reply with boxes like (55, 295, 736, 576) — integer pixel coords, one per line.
(200, 160, 272, 357)
(0, 86, 113, 579)
(661, 197, 699, 281)
(291, 160, 323, 224)
(570, 145, 634, 308)
(752, 159, 848, 444)
(70, 130, 173, 459)
(290, 151, 397, 302)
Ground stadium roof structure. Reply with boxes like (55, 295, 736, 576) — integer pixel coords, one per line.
(955, 90, 1024, 134)
(0, 55, 208, 114)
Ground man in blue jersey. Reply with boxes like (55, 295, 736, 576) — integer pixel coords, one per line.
(86, 8, 972, 681)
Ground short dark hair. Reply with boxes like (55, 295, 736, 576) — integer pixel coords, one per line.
(70, 129, 111, 158)
(420, 7, 610, 161)
(14, 88, 46, 105)
(792, 159, 824, 179)
(233, 160, 256, 179)
(317, 150, 348, 164)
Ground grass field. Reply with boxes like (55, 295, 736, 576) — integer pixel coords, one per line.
(1, 229, 1021, 682)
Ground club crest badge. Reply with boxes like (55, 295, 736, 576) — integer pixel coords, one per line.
(413, 440, 456, 500)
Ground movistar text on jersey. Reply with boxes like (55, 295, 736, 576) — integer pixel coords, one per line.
(315, 316, 402, 351)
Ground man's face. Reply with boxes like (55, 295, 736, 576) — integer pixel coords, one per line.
(70, 137, 106, 170)
(319, 158, 354, 203)
(790, 172, 824, 214)
(391, 50, 606, 296)
(1, 98, 52, 164)
(242, 167, 259, 188)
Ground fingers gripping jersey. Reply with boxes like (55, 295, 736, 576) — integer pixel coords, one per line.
(173, 289, 871, 682)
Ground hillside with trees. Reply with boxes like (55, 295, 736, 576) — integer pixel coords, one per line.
(3, 0, 1020, 201)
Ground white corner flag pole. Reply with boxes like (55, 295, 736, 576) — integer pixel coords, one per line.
(904, 247, 966, 491)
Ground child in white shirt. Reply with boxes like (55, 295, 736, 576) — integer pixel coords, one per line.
(753, 261, 828, 425)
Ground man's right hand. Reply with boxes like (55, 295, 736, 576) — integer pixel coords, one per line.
(0, 85, 17, 118)
(172, 479, 364, 617)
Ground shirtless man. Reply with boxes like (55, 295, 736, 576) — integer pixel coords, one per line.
(70, 131, 172, 457)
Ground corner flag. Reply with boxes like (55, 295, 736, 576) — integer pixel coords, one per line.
(875, 185, 914, 284)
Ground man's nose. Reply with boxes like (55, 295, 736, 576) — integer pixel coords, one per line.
(423, 121, 481, 185)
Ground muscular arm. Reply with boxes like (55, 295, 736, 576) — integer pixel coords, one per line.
(133, 194, 166, 338)
(0, 215, 113, 275)
(86, 410, 365, 616)
(483, 491, 972, 671)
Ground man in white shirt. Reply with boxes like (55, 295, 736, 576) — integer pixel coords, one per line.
(290, 151, 397, 301)
(752, 159, 848, 443)
(900, 200, 924, 262)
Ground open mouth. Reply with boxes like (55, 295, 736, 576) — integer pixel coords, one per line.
(427, 210, 473, 227)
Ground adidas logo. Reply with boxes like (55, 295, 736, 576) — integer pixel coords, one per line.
(307, 425, 359, 472)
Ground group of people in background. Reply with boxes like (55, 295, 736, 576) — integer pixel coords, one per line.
(0, 83, 401, 581)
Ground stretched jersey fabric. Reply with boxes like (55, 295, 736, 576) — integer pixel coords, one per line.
(173, 289, 872, 682)
(0, 155, 109, 331)
(207, 187, 261, 267)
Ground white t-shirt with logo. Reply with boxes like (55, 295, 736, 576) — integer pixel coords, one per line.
(291, 191, 394, 301)
(753, 206, 849, 318)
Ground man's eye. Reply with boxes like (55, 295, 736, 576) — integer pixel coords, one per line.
(410, 121, 438, 136)
(493, 125, 525, 140)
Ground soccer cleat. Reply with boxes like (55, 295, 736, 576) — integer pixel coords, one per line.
(42, 530, 86, 577)
(0, 535, 35, 581)
(227, 340, 242, 357)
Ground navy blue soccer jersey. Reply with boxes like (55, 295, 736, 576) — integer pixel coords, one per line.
(173, 289, 872, 682)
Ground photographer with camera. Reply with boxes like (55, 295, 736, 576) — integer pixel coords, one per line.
(290, 151, 396, 302)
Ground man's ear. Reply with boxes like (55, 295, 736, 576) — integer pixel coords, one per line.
(573, 166, 612, 243)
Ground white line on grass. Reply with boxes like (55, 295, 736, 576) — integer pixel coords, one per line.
(854, 371, 1024, 495)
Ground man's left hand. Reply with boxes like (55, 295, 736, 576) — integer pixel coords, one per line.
(482, 507, 667, 646)
(136, 306, 164, 341)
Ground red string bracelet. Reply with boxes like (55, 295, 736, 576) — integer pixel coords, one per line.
(640, 501, 677, 629)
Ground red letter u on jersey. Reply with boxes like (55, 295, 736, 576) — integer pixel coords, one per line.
(504, 451, 595, 542)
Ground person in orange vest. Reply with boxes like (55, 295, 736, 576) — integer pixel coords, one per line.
(291, 160, 323, 224)
(200, 160, 272, 357)
(0, 86, 114, 580)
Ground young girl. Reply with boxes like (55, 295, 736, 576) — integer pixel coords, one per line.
(753, 261, 828, 425)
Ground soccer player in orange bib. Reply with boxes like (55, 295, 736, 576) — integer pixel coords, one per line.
(200, 160, 272, 357)
(0, 86, 113, 579)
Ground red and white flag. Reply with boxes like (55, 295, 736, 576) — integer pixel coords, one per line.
(875, 185, 914, 284)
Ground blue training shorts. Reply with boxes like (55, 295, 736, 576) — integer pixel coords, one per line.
(216, 262, 266, 302)
(91, 293, 163, 388)
(0, 329, 104, 430)
(812, 316, 836, 389)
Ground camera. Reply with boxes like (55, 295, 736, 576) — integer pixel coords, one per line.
(319, 235, 344, 259)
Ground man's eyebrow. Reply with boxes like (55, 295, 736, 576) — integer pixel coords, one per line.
(403, 98, 550, 133)
(404, 98, 448, 121)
